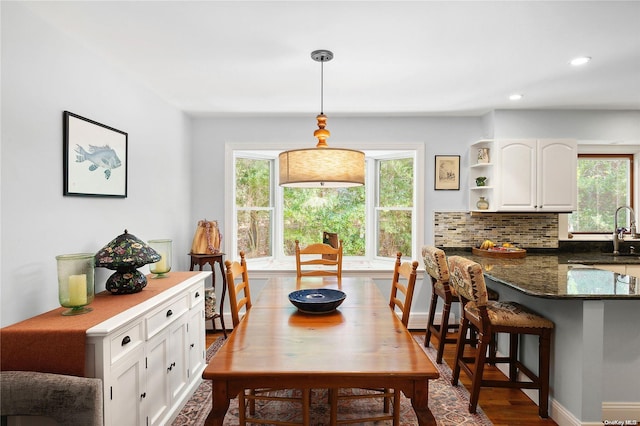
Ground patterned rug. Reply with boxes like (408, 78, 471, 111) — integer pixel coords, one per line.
(172, 335, 493, 425)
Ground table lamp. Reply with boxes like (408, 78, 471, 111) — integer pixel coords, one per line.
(95, 229, 161, 294)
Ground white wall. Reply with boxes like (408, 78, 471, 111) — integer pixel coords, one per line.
(1, 3, 192, 327)
(493, 109, 640, 144)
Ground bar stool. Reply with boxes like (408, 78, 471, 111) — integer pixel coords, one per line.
(422, 246, 499, 364)
(447, 255, 554, 418)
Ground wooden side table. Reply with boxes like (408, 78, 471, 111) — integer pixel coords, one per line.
(188, 253, 227, 338)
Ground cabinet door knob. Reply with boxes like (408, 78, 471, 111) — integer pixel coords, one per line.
(195, 291, 200, 298)
(140, 392, 146, 399)
(190, 343, 195, 348)
(121, 336, 131, 346)
(166, 309, 173, 317)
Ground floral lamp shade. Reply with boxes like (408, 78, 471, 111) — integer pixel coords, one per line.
(95, 229, 161, 294)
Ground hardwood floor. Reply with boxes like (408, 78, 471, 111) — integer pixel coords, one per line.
(205, 330, 558, 426)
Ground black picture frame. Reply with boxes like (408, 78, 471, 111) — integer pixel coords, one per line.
(63, 111, 128, 197)
(434, 155, 460, 190)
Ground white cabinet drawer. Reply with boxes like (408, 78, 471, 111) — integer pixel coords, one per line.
(146, 294, 189, 339)
(189, 282, 205, 308)
(110, 321, 143, 364)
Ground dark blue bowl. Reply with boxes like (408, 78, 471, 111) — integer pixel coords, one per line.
(288, 288, 346, 314)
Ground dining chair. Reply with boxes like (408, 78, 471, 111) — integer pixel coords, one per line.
(329, 252, 418, 425)
(447, 255, 554, 418)
(225, 251, 311, 425)
(423, 246, 499, 364)
(295, 239, 343, 279)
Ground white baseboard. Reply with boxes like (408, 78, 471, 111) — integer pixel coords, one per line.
(602, 402, 640, 424)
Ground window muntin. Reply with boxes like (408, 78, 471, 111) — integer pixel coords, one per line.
(569, 154, 634, 234)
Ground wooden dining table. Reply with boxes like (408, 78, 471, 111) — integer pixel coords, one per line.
(203, 276, 439, 425)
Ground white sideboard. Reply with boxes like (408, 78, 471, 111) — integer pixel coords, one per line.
(85, 271, 209, 426)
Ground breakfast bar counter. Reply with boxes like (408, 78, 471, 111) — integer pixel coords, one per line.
(443, 249, 640, 425)
(444, 250, 640, 298)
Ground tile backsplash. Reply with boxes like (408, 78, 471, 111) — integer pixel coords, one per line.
(433, 211, 558, 249)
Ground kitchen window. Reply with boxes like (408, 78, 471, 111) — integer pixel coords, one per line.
(569, 154, 635, 234)
(227, 145, 423, 266)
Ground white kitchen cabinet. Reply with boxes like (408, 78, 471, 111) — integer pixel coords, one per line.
(469, 139, 577, 212)
(86, 272, 209, 426)
(496, 139, 577, 212)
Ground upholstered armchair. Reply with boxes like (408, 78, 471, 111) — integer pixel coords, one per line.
(1, 371, 103, 426)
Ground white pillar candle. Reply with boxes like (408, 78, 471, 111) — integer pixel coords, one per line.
(155, 253, 168, 272)
(68, 274, 87, 305)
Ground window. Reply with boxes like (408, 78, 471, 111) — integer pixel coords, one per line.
(229, 146, 422, 265)
(376, 158, 414, 257)
(235, 157, 274, 258)
(568, 154, 634, 234)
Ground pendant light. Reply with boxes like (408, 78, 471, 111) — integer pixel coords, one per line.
(279, 50, 365, 188)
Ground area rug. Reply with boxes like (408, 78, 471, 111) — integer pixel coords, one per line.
(172, 335, 493, 425)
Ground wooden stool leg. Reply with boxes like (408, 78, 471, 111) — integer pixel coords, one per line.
(509, 333, 519, 381)
(468, 331, 490, 414)
(539, 330, 551, 418)
(436, 300, 452, 364)
(425, 292, 439, 348)
(451, 317, 468, 385)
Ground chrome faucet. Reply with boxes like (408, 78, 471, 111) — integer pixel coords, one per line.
(613, 205, 638, 254)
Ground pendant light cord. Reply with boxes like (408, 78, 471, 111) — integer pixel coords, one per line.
(320, 59, 324, 115)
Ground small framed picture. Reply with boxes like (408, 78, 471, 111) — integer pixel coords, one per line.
(434, 155, 460, 190)
(63, 111, 128, 197)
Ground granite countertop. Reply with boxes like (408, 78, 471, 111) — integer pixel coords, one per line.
(443, 249, 640, 300)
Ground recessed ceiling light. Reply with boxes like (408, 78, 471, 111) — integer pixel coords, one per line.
(570, 56, 591, 66)
(509, 94, 523, 101)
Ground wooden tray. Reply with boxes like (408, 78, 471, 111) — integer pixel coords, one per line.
(472, 247, 526, 258)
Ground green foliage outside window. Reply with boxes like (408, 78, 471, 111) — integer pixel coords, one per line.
(569, 156, 632, 233)
(283, 187, 366, 256)
(236, 158, 272, 258)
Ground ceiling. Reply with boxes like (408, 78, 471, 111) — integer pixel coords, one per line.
(21, 1, 640, 117)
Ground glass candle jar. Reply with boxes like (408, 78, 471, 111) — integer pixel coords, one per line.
(148, 239, 172, 278)
(56, 253, 95, 315)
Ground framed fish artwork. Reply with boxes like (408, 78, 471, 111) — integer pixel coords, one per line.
(63, 111, 128, 197)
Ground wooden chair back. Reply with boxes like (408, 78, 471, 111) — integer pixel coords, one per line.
(225, 251, 252, 328)
(389, 252, 419, 327)
(294, 239, 343, 279)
